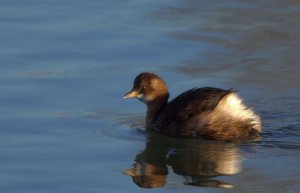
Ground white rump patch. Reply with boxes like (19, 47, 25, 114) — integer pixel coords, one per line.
(216, 93, 262, 131)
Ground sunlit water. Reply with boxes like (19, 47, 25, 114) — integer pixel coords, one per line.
(0, 0, 299, 193)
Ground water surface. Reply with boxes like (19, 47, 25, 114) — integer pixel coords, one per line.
(0, 0, 299, 193)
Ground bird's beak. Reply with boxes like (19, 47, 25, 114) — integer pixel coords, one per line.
(123, 89, 139, 99)
(122, 168, 136, 177)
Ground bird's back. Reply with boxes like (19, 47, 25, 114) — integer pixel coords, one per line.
(152, 87, 261, 140)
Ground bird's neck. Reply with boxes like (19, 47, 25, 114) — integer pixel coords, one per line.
(146, 94, 169, 128)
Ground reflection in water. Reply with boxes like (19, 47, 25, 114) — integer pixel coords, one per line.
(123, 130, 243, 189)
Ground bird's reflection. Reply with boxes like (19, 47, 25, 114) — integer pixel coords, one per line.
(123, 130, 243, 189)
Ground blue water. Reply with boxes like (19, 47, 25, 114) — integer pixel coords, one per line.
(1, 0, 300, 192)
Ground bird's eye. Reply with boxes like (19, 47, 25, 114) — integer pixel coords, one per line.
(143, 86, 147, 89)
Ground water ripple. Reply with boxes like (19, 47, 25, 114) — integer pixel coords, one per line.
(96, 116, 146, 142)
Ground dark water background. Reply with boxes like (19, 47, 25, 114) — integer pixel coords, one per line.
(1, 0, 299, 192)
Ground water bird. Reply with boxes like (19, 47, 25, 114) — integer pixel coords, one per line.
(124, 72, 262, 141)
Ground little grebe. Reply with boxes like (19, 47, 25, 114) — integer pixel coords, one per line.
(124, 72, 262, 141)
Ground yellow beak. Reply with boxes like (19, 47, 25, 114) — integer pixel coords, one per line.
(122, 168, 136, 177)
(123, 89, 139, 99)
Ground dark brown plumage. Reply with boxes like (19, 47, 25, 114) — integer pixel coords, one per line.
(124, 72, 262, 141)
